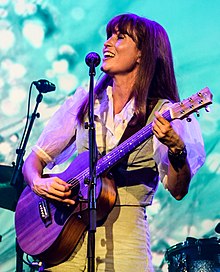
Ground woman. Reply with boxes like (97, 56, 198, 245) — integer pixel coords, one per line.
(22, 13, 205, 271)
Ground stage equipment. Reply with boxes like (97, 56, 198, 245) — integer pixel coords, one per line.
(165, 237, 220, 272)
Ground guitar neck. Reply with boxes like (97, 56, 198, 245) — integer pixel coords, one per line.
(97, 86, 213, 175)
(67, 109, 171, 187)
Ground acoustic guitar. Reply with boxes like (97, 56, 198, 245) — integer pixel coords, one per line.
(15, 87, 212, 266)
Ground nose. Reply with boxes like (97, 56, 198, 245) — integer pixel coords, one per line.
(104, 36, 114, 48)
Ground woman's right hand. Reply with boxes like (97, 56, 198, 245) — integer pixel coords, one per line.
(32, 176, 75, 205)
(22, 151, 75, 205)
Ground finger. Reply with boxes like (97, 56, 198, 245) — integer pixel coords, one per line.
(154, 111, 169, 125)
(46, 180, 73, 196)
(153, 127, 163, 139)
(33, 178, 73, 202)
(152, 119, 164, 136)
(52, 177, 71, 192)
(50, 188, 72, 199)
(154, 117, 173, 136)
(45, 193, 75, 205)
(42, 179, 71, 198)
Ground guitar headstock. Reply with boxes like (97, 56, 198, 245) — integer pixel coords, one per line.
(170, 87, 213, 120)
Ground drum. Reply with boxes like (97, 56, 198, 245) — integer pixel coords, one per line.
(165, 237, 220, 272)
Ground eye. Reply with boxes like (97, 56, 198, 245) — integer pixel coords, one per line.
(117, 33, 125, 39)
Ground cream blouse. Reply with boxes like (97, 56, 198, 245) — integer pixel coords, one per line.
(32, 86, 206, 187)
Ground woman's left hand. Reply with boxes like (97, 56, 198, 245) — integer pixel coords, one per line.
(152, 111, 185, 152)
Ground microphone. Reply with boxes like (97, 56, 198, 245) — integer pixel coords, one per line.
(85, 52, 101, 68)
(33, 79, 56, 93)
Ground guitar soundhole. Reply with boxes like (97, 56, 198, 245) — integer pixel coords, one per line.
(54, 204, 76, 225)
(54, 183, 80, 226)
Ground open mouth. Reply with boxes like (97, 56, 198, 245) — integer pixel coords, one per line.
(103, 51, 115, 58)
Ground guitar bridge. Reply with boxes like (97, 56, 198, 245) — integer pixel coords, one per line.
(38, 199, 52, 227)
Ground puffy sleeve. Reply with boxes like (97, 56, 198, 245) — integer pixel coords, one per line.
(32, 87, 88, 169)
(153, 113, 206, 185)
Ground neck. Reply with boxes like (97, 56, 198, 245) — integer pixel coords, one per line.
(111, 75, 135, 114)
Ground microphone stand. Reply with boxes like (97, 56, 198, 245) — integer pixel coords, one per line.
(10, 91, 43, 186)
(10, 79, 55, 187)
(10, 90, 43, 272)
(86, 62, 98, 272)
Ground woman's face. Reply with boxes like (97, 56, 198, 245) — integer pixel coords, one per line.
(101, 30, 141, 77)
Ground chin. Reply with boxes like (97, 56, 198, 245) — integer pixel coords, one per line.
(101, 65, 109, 73)
(101, 63, 115, 77)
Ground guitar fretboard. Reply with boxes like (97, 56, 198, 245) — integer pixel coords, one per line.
(96, 110, 171, 175)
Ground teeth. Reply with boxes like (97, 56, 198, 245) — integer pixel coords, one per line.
(104, 52, 115, 57)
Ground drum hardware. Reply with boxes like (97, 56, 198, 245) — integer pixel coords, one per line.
(165, 237, 220, 272)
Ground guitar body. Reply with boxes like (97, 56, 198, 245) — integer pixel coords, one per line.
(15, 151, 117, 266)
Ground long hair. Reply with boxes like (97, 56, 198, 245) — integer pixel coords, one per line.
(77, 13, 180, 124)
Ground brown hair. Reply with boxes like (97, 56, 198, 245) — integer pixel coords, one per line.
(77, 13, 180, 124)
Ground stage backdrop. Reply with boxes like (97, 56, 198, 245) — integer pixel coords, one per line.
(0, 1, 219, 271)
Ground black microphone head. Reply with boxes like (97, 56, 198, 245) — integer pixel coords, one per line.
(33, 79, 56, 93)
(85, 52, 101, 67)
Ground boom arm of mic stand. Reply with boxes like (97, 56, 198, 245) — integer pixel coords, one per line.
(10, 92, 43, 186)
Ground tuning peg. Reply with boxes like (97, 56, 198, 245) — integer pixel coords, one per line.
(195, 110, 200, 117)
(186, 116, 192, 122)
(205, 106, 211, 112)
